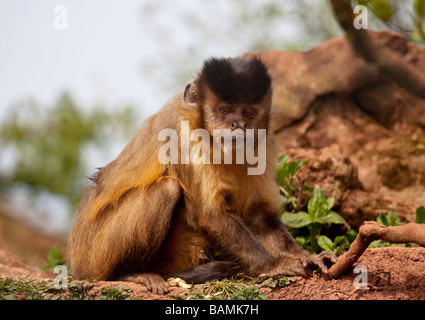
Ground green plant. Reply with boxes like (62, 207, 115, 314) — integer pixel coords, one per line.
(42, 245, 66, 271)
(416, 206, 425, 224)
(316, 229, 358, 255)
(0, 277, 66, 300)
(356, 0, 425, 44)
(230, 286, 267, 300)
(275, 155, 306, 210)
(0, 92, 136, 209)
(276, 156, 354, 254)
(376, 210, 405, 227)
(369, 209, 424, 248)
(281, 187, 350, 254)
(179, 275, 287, 300)
(98, 285, 132, 300)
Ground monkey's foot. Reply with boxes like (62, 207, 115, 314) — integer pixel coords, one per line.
(119, 273, 169, 295)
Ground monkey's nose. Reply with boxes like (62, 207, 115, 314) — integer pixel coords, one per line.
(231, 122, 247, 130)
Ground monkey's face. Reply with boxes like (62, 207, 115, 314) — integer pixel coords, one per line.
(204, 96, 271, 136)
(184, 56, 272, 145)
(201, 88, 271, 153)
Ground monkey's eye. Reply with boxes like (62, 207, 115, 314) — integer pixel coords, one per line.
(243, 106, 256, 117)
(220, 106, 233, 115)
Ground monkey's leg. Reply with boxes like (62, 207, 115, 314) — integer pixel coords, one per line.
(169, 261, 241, 284)
(248, 211, 337, 276)
(111, 178, 182, 294)
(70, 178, 182, 294)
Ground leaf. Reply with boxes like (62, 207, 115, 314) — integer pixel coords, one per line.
(287, 160, 305, 176)
(377, 212, 389, 226)
(366, 0, 395, 22)
(317, 211, 350, 228)
(235, 286, 267, 300)
(307, 188, 328, 219)
(281, 196, 298, 205)
(275, 155, 305, 183)
(386, 211, 405, 226)
(275, 155, 290, 182)
(326, 197, 335, 210)
(345, 229, 358, 243)
(416, 206, 425, 224)
(295, 236, 307, 248)
(42, 245, 66, 271)
(278, 278, 290, 286)
(369, 239, 391, 248)
(318, 235, 334, 252)
(414, 0, 425, 19)
(333, 235, 346, 247)
(281, 212, 312, 228)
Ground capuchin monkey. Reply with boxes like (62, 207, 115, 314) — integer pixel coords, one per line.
(68, 56, 336, 294)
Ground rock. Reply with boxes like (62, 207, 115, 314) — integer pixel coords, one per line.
(282, 144, 362, 208)
(245, 31, 418, 133)
(253, 30, 425, 225)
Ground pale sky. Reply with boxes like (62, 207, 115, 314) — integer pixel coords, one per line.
(0, 0, 285, 235)
(0, 1, 161, 120)
(0, 0, 275, 122)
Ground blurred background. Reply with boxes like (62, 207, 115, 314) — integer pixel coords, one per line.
(0, 0, 422, 265)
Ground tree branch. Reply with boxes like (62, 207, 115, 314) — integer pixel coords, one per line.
(327, 221, 425, 279)
(329, 0, 425, 101)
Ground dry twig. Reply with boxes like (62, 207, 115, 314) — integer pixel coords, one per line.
(327, 221, 425, 279)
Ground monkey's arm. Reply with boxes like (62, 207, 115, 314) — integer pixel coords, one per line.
(248, 211, 337, 276)
(199, 210, 277, 276)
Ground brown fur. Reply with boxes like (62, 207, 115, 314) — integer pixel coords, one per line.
(68, 57, 333, 294)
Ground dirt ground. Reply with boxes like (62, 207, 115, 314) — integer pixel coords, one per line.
(266, 247, 425, 300)
(1, 246, 425, 300)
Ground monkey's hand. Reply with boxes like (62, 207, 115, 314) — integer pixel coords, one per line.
(296, 250, 337, 276)
(259, 251, 337, 279)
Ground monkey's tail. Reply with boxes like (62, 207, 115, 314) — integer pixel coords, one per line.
(169, 261, 242, 284)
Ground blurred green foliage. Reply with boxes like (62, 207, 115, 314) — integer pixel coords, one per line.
(0, 92, 136, 210)
(42, 245, 66, 271)
(356, 0, 425, 44)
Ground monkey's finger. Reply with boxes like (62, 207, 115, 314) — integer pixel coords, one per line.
(148, 277, 169, 295)
(152, 282, 168, 295)
(158, 282, 169, 295)
(302, 255, 329, 274)
(142, 278, 152, 292)
(313, 259, 329, 274)
(318, 251, 338, 264)
(304, 267, 314, 277)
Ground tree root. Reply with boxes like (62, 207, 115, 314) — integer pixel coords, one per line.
(327, 221, 425, 279)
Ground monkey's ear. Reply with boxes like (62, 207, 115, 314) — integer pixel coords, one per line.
(184, 83, 199, 104)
